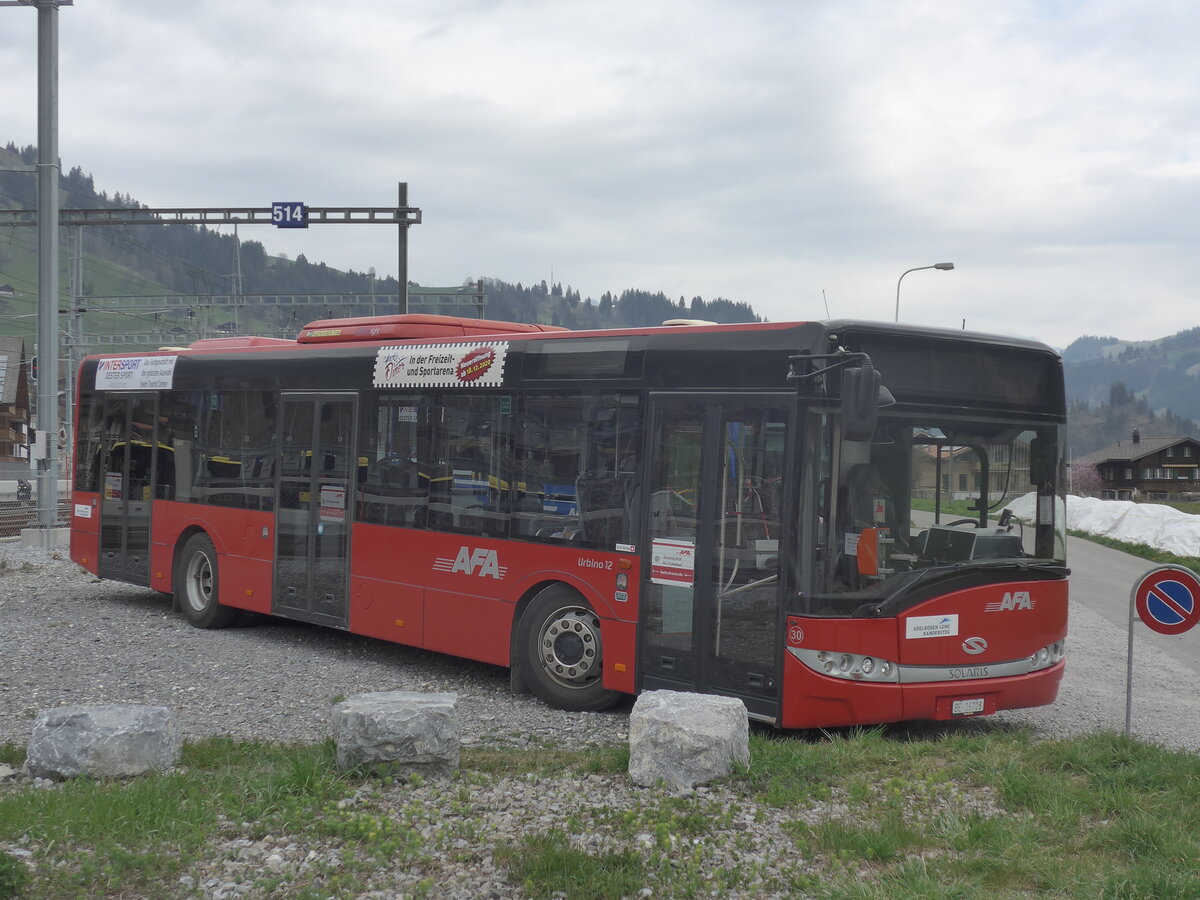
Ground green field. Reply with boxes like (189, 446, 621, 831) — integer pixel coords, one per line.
(2, 728, 1198, 899)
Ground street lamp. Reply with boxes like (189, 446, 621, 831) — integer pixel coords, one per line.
(895, 262, 955, 322)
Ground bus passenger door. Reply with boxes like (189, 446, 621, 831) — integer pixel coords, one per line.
(273, 393, 356, 628)
(639, 394, 789, 720)
(97, 393, 158, 587)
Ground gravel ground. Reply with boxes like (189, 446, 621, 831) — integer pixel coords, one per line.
(1, 542, 1198, 898)
(0, 546, 632, 752)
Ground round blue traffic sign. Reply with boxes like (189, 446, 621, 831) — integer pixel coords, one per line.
(1132, 565, 1200, 636)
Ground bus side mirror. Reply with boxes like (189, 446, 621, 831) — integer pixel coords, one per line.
(1029, 436, 1054, 485)
(842, 362, 880, 442)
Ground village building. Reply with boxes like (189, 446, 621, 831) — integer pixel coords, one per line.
(1073, 429, 1200, 501)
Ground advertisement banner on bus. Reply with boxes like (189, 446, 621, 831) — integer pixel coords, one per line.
(95, 355, 178, 390)
(374, 342, 508, 388)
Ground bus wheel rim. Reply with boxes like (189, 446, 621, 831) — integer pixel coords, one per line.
(185, 552, 213, 612)
(538, 606, 601, 689)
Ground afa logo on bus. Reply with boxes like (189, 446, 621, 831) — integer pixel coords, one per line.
(433, 547, 508, 580)
(985, 591, 1035, 612)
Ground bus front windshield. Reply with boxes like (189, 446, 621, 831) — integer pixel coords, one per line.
(802, 416, 1067, 616)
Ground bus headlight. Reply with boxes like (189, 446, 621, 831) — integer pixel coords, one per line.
(789, 648, 900, 683)
(1028, 639, 1065, 672)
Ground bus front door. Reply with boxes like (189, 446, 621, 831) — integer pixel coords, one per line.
(639, 394, 788, 720)
(97, 393, 158, 587)
(273, 393, 356, 628)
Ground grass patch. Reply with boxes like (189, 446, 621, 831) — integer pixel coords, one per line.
(1068, 528, 1200, 571)
(0, 742, 24, 767)
(1, 729, 1198, 897)
(0, 852, 30, 900)
(497, 828, 645, 900)
(1155, 500, 1200, 516)
(788, 811, 926, 863)
(456, 740, 629, 779)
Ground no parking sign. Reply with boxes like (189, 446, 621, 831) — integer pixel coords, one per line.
(1125, 564, 1200, 734)
(1132, 566, 1200, 635)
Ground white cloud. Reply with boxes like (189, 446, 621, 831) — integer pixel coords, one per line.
(1, 0, 1199, 348)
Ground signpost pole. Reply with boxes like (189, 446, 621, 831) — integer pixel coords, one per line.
(1125, 586, 1136, 735)
(1126, 563, 1200, 737)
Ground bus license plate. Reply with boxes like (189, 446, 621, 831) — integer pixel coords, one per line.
(952, 698, 985, 716)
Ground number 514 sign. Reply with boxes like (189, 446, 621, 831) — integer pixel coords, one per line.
(271, 201, 308, 229)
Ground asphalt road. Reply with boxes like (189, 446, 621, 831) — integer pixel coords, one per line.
(982, 533, 1200, 752)
(1067, 533, 1200, 675)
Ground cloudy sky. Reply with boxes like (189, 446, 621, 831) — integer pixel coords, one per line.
(2, 0, 1198, 348)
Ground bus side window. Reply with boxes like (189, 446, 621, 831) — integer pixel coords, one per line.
(358, 394, 434, 528)
(155, 390, 200, 502)
(198, 390, 276, 511)
(432, 393, 509, 538)
(74, 392, 105, 493)
(577, 393, 641, 549)
(513, 394, 585, 543)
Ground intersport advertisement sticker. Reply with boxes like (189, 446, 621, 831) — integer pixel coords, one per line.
(95, 355, 178, 390)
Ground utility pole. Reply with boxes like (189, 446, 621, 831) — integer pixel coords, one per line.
(65, 224, 83, 474)
(398, 182, 408, 315)
(34, 0, 67, 544)
(233, 222, 243, 332)
(1, 1, 73, 545)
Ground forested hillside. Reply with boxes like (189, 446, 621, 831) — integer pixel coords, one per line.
(1063, 331, 1200, 455)
(0, 142, 759, 349)
(1068, 382, 1197, 457)
(1063, 328, 1200, 421)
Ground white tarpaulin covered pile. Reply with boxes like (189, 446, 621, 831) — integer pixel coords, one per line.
(1006, 493, 1200, 558)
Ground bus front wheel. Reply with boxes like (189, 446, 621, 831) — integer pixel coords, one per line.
(175, 533, 238, 629)
(517, 586, 621, 712)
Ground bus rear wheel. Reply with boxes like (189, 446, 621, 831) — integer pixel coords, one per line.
(518, 586, 621, 712)
(175, 533, 237, 629)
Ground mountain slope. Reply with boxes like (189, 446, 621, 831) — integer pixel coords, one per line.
(1, 142, 761, 353)
(1063, 328, 1200, 421)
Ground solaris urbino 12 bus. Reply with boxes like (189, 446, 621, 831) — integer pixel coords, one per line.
(70, 314, 1068, 727)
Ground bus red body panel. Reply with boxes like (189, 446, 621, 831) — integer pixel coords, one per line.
(349, 574, 426, 647)
(70, 491, 99, 572)
(347, 523, 639, 689)
(901, 665, 1064, 722)
(778, 658, 1065, 730)
(149, 502, 276, 613)
(780, 579, 1068, 729)
(895, 580, 1068, 667)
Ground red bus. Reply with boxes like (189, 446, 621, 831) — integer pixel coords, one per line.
(70, 314, 1068, 727)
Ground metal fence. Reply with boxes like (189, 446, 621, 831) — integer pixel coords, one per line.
(0, 499, 69, 540)
(0, 464, 70, 540)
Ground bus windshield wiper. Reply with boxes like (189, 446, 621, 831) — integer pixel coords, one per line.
(851, 560, 1069, 618)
